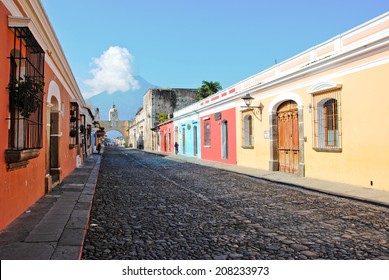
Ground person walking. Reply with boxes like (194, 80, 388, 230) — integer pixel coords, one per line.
(174, 142, 179, 155)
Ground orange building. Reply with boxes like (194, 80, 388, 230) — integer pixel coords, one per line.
(0, 0, 93, 230)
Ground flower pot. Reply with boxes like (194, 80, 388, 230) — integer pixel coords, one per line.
(70, 129, 77, 137)
(96, 130, 106, 137)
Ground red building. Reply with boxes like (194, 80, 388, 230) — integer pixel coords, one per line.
(157, 120, 174, 154)
(200, 107, 237, 164)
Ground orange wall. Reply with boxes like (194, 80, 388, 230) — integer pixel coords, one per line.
(0, 2, 45, 230)
(0, 2, 80, 230)
(44, 67, 79, 182)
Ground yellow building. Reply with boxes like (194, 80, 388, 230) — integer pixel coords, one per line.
(231, 12, 389, 190)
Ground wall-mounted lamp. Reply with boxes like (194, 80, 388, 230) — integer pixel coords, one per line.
(241, 93, 264, 121)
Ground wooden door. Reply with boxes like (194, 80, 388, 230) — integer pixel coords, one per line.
(277, 101, 299, 174)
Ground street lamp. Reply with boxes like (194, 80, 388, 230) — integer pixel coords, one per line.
(241, 93, 264, 121)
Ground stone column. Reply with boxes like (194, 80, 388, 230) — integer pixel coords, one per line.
(298, 108, 305, 176)
(269, 113, 279, 171)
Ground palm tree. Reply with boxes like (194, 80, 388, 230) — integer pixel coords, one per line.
(197, 80, 222, 101)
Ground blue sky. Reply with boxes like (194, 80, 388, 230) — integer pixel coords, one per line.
(41, 0, 389, 99)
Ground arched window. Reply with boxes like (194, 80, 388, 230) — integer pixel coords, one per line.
(243, 115, 253, 147)
(323, 99, 338, 147)
(312, 94, 342, 151)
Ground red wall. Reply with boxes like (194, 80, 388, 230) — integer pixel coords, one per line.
(201, 107, 237, 164)
(159, 121, 174, 154)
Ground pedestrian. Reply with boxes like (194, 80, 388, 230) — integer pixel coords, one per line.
(174, 142, 179, 155)
(97, 143, 101, 154)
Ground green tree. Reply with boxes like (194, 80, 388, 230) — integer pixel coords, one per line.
(197, 80, 222, 101)
(157, 112, 168, 124)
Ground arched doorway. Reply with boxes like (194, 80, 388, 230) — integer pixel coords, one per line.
(48, 96, 60, 189)
(269, 94, 305, 176)
(46, 81, 61, 192)
(277, 101, 299, 174)
(105, 130, 125, 146)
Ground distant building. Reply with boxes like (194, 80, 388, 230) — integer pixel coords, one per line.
(129, 88, 198, 151)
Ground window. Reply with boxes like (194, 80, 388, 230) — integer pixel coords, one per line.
(243, 114, 253, 148)
(311, 85, 342, 152)
(5, 26, 45, 170)
(204, 122, 211, 146)
(69, 102, 79, 147)
(323, 99, 338, 147)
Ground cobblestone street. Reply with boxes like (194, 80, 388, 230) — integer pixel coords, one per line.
(82, 147, 389, 260)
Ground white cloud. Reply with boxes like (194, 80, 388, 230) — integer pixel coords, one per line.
(83, 46, 139, 99)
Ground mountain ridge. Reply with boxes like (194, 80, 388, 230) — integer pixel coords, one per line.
(85, 76, 157, 121)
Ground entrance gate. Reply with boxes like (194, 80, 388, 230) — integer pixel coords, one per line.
(277, 101, 299, 174)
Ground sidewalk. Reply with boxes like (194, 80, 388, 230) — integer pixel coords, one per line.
(152, 151, 389, 208)
(0, 154, 101, 260)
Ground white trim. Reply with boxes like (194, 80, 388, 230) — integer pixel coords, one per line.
(308, 82, 342, 94)
(45, 56, 76, 100)
(1, 0, 23, 16)
(47, 80, 61, 109)
(269, 93, 303, 114)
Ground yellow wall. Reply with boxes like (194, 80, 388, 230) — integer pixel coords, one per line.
(236, 49, 389, 191)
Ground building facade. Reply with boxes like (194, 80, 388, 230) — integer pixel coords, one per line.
(165, 12, 389, 191)
(129, 88, 198, 151)
(0, 0, 93, 230)
(171, 103, 201, 158)
(158, 120, 174, 154)
(200, 107, 237, 164)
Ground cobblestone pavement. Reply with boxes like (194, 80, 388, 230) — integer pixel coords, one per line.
(82, 148, 389, 260)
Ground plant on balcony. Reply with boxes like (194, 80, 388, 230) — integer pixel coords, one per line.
(70, 127, 78, 137)
(96, 127, 106, 137)
(8, 76, 44, 118)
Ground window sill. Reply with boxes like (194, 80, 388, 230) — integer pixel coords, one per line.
(69, 144, 79, 149)
(313, 147, 342, 153)
(203, 145, 211, 148)
(5, 149, 41, 171)
(241, 145, 254, 149)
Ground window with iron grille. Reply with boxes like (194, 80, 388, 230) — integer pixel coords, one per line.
(69, 102, 79, 147)
(312, 89, 342, 152)
(5, 27, 45, 170)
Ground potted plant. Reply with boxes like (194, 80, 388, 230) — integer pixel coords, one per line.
(70, 115, 77, 122)
(8, 76, 44, 118)
(79, 124, 85, 134)
(96, 127, 105, 137)
(70, 127, 78, 137)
